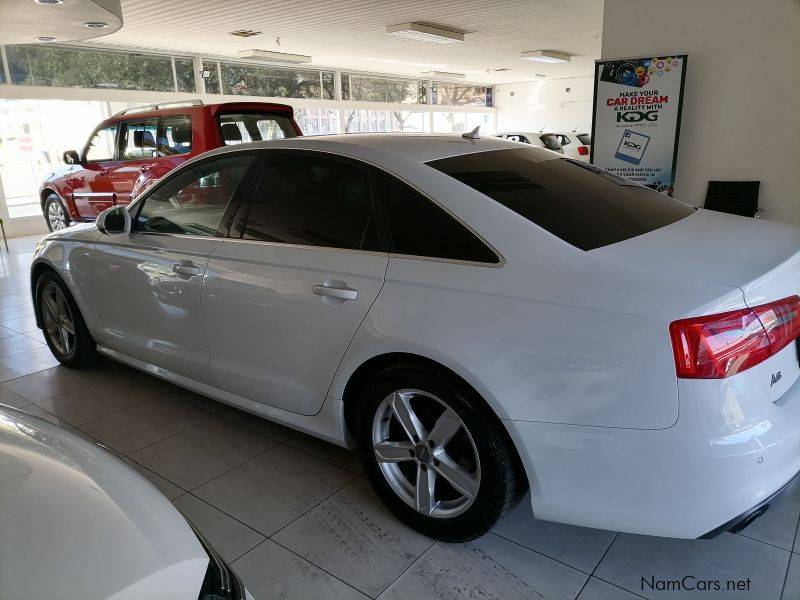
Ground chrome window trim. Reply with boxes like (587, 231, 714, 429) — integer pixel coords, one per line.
(216, 237, 504, 268)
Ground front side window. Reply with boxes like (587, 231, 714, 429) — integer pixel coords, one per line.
(377, 175, 498, 264)
(241, 153, 381, 251)
(158, 115, 193, 155)
(135, 154, 255, 236)
(84, 125, 118, 162)
(427, 148, 694, 251)
(218, 112, 296, 145)
(119, 119, 158, 161)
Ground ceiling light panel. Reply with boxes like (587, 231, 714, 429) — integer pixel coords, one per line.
(421, 71, 465, 79)
(520, 50, 571, 63)
(386, 23, 464, 44)
(237, 49, 312, 64)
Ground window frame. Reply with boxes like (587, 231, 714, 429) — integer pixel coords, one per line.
(128, 150, 261, 239)
(82, 122, 120, 163)
(226, 148, 502, 267)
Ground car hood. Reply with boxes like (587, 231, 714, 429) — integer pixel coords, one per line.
(591, 208, 800, 306)
(0, 406, 208, 600)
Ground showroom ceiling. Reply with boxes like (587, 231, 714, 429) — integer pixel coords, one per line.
(89, 0, 603, 83)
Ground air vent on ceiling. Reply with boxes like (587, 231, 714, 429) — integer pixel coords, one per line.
(229, 29, 262, 38)
(386, 23, 464, 44)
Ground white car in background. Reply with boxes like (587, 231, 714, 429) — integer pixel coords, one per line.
(496, 131, 564, 153)
(0, 405, 250, 600)
(29, 133, 800, 543)
(553, 131, 591, 161)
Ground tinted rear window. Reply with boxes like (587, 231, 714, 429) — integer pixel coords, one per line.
(427, 148, 694, 251)
(539, 134, 561, 151)
(577, 133, 591, 145)
(218, 112, 296, 145)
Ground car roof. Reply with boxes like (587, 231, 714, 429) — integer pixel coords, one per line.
(209, 133, 532, 163)
(100, 101, 295, 124)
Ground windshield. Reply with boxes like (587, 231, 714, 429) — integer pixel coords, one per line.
(218, 112, 296, 145)
(427, 148, 694, 251)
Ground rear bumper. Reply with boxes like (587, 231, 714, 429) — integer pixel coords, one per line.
(504, 344, 800, 538)
(700, 467, 800, 539)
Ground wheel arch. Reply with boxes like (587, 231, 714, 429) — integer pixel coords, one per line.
(341, 350, 530, 497)
(41, 188, 76, 220)
(30, 260, 58, 328)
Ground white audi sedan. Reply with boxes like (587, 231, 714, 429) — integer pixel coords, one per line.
(30, 134, 800, 542)
(0, 405, 248, 600)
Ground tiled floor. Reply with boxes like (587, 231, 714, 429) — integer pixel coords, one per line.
(3, 233, 800, 600)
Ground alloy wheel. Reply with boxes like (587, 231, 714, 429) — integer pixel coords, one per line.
(371, 389, 481, 518)
(41, 283, 76, 356)
(47, 202, 66, 231)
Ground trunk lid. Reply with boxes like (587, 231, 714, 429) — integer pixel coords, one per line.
(592, 209, 800, 304)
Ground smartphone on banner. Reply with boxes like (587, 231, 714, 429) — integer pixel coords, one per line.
(615, 129, 651, 165)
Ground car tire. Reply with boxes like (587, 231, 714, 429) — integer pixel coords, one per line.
(35, 271, 97, 368)
(44, 194, 70, 232)
(356, 362, 524, 542)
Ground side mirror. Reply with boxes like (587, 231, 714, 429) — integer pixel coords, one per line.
(63, 150, 81, 165)
(96, 206, 131, 235)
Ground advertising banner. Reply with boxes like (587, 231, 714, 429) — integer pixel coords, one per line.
(590, 54, 687, 194)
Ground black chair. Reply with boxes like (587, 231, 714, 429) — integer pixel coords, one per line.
(704, 181, 761, 218)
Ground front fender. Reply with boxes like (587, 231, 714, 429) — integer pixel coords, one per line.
(31, 233, 102, 338)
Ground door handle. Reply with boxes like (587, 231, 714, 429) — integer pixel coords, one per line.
(313, 284, 358, 301)
(139, 164, 152, 172)
(99, 168, 109, 176)
(172, 261, 200, 277)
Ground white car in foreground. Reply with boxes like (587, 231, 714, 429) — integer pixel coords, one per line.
(0, 405, 249, 600)
(29, 134, 800, 542)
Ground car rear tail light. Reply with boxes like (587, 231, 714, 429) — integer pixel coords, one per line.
(669, 296, 800, 379)
(577, 146, 589, 156)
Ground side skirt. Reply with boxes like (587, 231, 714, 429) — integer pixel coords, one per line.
(96, 345, 354, 448)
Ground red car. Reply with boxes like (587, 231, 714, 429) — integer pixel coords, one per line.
(40, 100, 301, 231)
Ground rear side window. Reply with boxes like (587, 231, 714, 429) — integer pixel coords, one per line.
(577, 133, 591, 145)
(119, 119, 158, 161)
(539, 134, 562, 152)
(158, 115, 192, 155)
(427, 148, 694, 251)
(377, 175, 498, 264)
(507, 134, 530, 144)
(218, 112, 296, 145)
(241, 153, 381, 251)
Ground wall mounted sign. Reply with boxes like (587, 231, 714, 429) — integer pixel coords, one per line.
(590, 54, 687, 194)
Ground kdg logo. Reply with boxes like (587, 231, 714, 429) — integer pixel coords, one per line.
(616, 111, 659, 123)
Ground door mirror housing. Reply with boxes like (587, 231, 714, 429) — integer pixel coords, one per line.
(63, 150, 81, 165)
(96, 206, 131, 235)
